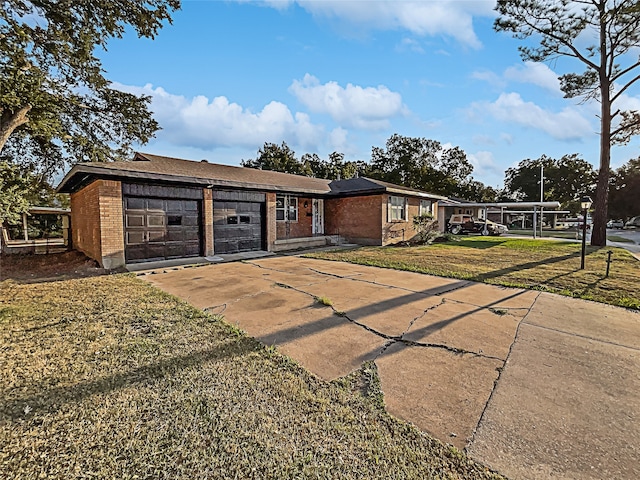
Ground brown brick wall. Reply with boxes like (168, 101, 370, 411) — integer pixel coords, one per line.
(325, 195, 383, 245)
(71, 181, 102, 262)
(381, 194, 422, 244)
(276, 196, 313, 240)
(203, 188, 214, 256)
(265, 192, 276, 251)
(70, 179, 125, 269)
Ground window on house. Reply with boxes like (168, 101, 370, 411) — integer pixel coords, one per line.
(419, 200, 432, 216)
(388, 196, 407, 222)
(276, 195, 298, 222)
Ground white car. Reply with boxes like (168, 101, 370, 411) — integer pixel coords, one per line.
(607, 219, 624, 229)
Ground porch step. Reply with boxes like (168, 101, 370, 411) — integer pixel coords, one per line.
(272, 235, 346, 252)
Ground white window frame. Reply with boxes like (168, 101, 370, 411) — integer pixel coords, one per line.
(276, 195, 298, 222)
(388, 195, 408, 222)
(419, 199, 433, 216)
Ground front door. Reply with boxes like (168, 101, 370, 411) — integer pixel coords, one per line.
(312, 198, 324, 235)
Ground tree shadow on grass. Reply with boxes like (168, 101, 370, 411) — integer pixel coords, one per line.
(0, 336, 259, 423)
(472, 249, 602, 283)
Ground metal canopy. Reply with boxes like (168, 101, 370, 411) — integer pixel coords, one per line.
(440, 201, 561, 208)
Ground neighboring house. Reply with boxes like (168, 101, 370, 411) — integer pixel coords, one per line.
(56, 153, 445, 268)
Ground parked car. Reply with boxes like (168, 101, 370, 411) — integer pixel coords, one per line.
(447, 214, 508, 236)
(624, 216, 640, 229)
(607, 219, 625, 229)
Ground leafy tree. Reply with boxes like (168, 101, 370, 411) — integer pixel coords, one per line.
(0, 160, 69, 225)
(0, 162, 31, 224)
(504, 154, 597, 212)
(368, 134, 475, 197)
(0, 0, 180, 177)
(241, 142, 311, 176)
(609, 157, 640, 220)
(458, 180, 499, 203)
(495, 0, 640, 245)
(301, 151, 367, 180)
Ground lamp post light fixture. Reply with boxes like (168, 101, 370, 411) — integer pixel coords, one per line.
(580, 196, 592, 270)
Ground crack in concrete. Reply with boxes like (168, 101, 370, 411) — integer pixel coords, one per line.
(401, 339, 504, 362)
(466, 290, 542, 451)
(272, 279, 506, 363)
(372, 340, 396, 361)
(244, 261, 336, 288)
(400, 298, 448, 338)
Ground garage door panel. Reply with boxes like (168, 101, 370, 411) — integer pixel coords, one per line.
(126, 197, 145, 210)
(184, 229, 200, 241)
(183, 215, 200, 227)
(126, 231, 145, 245)
(146, 198, 164, 210)
(126, 214, 144, 227)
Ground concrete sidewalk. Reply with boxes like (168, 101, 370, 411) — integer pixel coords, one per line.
(142, 256, 639, 479)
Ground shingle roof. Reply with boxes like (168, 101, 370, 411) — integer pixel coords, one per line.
(57, 152, 445, 200)
(57, 152, 333, 194)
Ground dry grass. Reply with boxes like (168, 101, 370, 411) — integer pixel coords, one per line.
(0, 273, 503, 479)
(308, 238, 640, 310)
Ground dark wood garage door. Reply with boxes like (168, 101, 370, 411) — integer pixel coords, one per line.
(213, 200, 264, 254)
(124, 196, 202, 263)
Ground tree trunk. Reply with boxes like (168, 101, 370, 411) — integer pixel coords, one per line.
(0, 105, 32, 152)
(591, 3, 610, 247)
(592, 80, 611, 247)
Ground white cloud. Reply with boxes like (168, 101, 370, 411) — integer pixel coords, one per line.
(239, 0, 495, 48)
(504, 62, 561, 94)
(471, 92, 593, 140)
(468, 150, 500, 175)
(115, 83, 331, 150)
(500, 133, 514, 145)
(289, 74, 406, 130)
(471, 70, 506, 88)
(397, 37, 425, 54)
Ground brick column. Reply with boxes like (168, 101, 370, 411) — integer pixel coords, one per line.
(265, 192, 277, 251)
(98, 180, 125, 269)
(203, 188, 214, 256)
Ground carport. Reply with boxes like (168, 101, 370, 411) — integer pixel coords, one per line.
(438, 201, 561, 238)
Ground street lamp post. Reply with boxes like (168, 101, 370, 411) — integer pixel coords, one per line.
(580, 196, 592, 270)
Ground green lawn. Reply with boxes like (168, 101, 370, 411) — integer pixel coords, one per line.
(308, 237, 640, 310)
(0, 274, 503, 479)
(507, 228, 580, 239)
(607, 235, 635, 243)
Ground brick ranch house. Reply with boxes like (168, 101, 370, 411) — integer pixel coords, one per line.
(56, 153, 446, 269)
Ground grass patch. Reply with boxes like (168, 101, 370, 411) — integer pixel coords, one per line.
(0, 274, 503, 479)
(315, 295, 334, 307)
(307, 237, 640, 310)
(607, 235, 635, 243)
(507, 229, 580, 240)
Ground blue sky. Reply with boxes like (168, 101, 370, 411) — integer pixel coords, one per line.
(99, 0, 640, 188)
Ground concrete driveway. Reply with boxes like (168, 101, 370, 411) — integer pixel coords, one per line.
(142, 256, 639, 480)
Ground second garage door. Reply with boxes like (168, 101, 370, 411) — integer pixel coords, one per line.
(213, 191, 265, 254)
